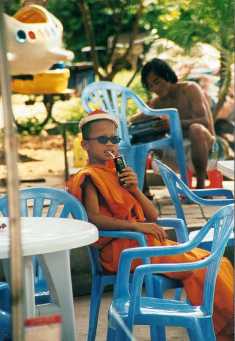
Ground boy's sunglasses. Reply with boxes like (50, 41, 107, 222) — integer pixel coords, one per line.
(86, 135, 121, 144)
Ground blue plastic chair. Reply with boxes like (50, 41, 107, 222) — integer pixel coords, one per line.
(107, 204, 234, 341)
(81, 81, 188, 190)
(152, 159, 234, 250)
(0, 187, 88, 317)
(87, 217, 188, 341)
(0, 282, 10, 313)
(0, 309, 11, 341)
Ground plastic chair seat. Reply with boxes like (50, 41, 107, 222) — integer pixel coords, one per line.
(111, 297, 205, 321)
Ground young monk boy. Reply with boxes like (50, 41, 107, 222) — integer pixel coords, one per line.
(67, 110, 233, 340)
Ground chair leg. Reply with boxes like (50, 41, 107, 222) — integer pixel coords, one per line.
(107, 310, 132, 341)
(150, 285, 166, 340)
(150, 326, 166, 341)
(87, 276, 104, 341)
(174, 287, 183, 300)
(114, 325, 131, 341)
(174, 141, 188, 185)
(187, 318, 216, 341)
(107, 326, 128, 341)
(0, 309, 11, 340)
(0, 282, 10, 313)
(106, 325, 116, 341)
(152, 277, 182, 341)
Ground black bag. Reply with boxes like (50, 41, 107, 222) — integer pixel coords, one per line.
(128, 117, 169, 144)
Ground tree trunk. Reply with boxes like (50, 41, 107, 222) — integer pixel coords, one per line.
(21, 0, 48, 6)
(78, 0, 104, 79)
(214, 49, 232, 118)
(107, 0, 145, 80)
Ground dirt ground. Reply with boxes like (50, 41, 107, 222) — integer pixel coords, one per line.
(0, 135, 72, 193)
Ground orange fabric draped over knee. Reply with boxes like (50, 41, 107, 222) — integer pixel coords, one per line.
(67, 162, 234, 335)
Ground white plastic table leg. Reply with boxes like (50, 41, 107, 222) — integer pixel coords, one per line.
(39, 251, 76, 341)
(24, 256, 36, 317)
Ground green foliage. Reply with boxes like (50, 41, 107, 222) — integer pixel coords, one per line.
(156, 0, 234, 115)
(4, 0, 233, 115)
(46, 0, 162, 65)
(3, 0, 20, 14)
(15, 97, 86, 136)
(5, 0, 233, 61)
(157, 0, 234, 53)
(13, 70, 146, 136)
(16, 116, 45, 135)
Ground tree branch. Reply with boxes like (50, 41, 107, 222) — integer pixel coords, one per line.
(109, 0, 145, 78)
(78, 0, 104, 78)
(121, 0, 144, 61)
(105, 0, 126, 66)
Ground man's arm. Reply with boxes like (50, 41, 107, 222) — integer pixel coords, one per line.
(128, 97, 159, 123)
(129, 112, 151, 123)
(181, 83, 215, 135)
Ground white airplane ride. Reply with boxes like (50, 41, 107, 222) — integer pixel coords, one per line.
(4, 4, 74, 75)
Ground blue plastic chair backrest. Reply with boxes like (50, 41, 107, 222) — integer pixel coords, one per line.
(201, 204, 234, 313)
(0, 187, 88, 221)
(0, 187, 88, 282)
(82, 81, 182, 145)
(82, 81, 189, 190)
(114, 204, 234, 317)
(152, 159, 234, 223)
(82, 81, 131, 145)
(152, 159, 187, 222)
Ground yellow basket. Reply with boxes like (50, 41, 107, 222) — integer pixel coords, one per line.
(11, 69, 70, 94)
(73, 133, 88, 168)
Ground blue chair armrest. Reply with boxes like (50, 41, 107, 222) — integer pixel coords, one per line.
(156, 218, 188, 242)
(99, 230, 147, 246)
(177, 186, 234, 206)
(115, 203, 233, 299)
(127, 91, 181, 135)
(191, 188, 234, 199)
(130, 256, 212, 301)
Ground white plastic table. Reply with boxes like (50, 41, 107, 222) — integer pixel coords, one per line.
(0, 217, 98, 341)
(217, 160, 234, 180)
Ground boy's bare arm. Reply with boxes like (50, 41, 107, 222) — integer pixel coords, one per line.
(83, 177, 167, 242)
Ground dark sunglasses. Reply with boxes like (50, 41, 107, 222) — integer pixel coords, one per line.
(86, 135, 121, 144)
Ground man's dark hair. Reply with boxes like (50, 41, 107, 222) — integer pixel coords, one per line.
(141, 58, 178, 89)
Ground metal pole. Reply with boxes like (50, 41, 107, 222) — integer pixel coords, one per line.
(0, 2, 24, 340)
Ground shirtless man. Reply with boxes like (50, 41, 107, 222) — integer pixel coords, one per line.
(130, 58, 215, 188)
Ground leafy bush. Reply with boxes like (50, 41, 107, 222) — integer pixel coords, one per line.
(15, 70, 149, 135)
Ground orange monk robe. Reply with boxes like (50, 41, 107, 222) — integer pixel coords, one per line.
(67, 162, 234, 334)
